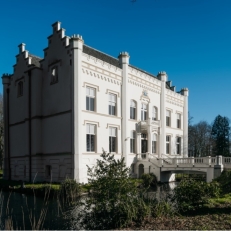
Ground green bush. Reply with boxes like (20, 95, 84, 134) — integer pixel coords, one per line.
(59, 178, 81, 204)
(78, 151, 152, 230)
(171, 179, 220, 213)
(141, 173, 157, 189)
(214, 170, 231, 194)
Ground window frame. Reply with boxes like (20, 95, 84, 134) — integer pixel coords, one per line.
(108, 93, 117, 116)
(152, 133, 157, 154)
(141, 103, 147, 121)
(86, 86, 96, 112)
(166, 110, 171, 127)
(176, 136, 181, 154)
(86, 124, 96, 152)
(109, 127, 117, 153)
(130, 131, 136, 153)
(177, 113, 181, 129)
(130, 100, 136, 120)
(152, 106, 158, 121)
(166, 135, 171, 154)
(17, 81, 23, 97)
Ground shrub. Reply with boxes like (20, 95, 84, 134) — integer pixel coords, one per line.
(171, 179, 220, 213)
(141, 173, 157, 189)
(214, 170, 231, 194)
(59, 178, 81, 204)
(78, 151, 151, 230)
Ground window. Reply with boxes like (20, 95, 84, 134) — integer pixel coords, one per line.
(152, 134, 157, 154)
(51, 66, 58, 83)
(141, 103, 147, 121)
(109, 127, 117, 152)
(166, 110, 171, 126)
(130, 100, 136, 119)
(176, 137, 181, 154)
(166, 135, 171, 154)
(152, 107, 158, 121)
(130, 131, 136, 153)
(45, 165, 52, 178)
(86, 124, 96, 152)
(177, 113, 181, 128)
(86, 87, 95, 111)
(108, 93, 116, 115)
(18, 81, 23, 97)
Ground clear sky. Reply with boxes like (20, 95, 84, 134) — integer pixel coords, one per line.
(0, 0, 230, 124)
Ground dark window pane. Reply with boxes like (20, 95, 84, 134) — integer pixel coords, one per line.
(90, 135, 94, 151)
(90, 98, 94, 111)
(86, 134, 90, 151)
(86, 97, 89, 110)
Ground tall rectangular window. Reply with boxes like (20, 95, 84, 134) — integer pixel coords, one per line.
(166, 135, 170, 154)
(109, 127, 117, 152)
(130, 100, 136, 119)
(176, 137, 181, 154)
(130, 131, 136, 153)
(18, 81, 23, 97)
(177, 113, 181, 128)
(109, 93, 116, 115)
(152, 107, 157, 121)
(86, 124, 95, 152)
(166, 110, 171, 126)
(86, 87, 95, 111)
(152, 134, 157, 154)
(141, 103, 147, 121)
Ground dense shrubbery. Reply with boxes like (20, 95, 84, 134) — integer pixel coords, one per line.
(214, 170, 231, 194)
(77, 151, 154, 230)
(171, 179, 220, 212)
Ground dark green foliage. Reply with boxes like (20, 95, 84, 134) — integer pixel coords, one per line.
(141, 173, 157, 188)
(211, 115, 230, 156)
(78, 151, 151, 230)
(171, 179, 220, 213)
(214, 170, 231, 194)
(59, 178, 82, 204)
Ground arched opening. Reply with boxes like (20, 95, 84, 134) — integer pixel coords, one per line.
(139, 164, 144, 178)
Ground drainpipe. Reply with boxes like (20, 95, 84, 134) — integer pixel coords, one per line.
(28, 70, 32, 182)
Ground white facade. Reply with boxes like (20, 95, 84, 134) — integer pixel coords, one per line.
(2, 22, 189, 183)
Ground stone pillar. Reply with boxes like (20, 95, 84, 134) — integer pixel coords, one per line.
(118, 52, 130, 167)
(71, 34, 84, 182)
(214, 155, 224, 179)
(2, 74, 11, 179)
(181, 88, 189, 157)
(158, 71, 167, 158)
(147, 118, 152, 155)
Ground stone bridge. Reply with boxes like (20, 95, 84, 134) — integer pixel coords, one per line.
(135, 154, 231, 182)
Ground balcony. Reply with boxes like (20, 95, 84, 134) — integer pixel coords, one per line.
(137, 119, 160, 133)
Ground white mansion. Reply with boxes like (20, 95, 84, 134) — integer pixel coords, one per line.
(2, 22, 188, 183)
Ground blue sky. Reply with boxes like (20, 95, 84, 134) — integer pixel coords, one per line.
(1, 0, 231, 124)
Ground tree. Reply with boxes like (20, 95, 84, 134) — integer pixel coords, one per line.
(211, 115, 230, 156)
(78, 151, 150, 230)
(188, 121, 212, 157)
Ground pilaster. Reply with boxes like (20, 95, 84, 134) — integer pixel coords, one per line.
(181, 88, 189, 157)
(147, 118, 152, 155)
(158, 71, 167, 158)
(118, 52, 130, 166)
(70, 34, 84, 182)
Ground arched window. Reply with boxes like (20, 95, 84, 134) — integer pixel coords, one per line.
(152, 133, 157, 154)
(18, 81, 23, 97)
(152, 107, 158, 121)
(130, 100, 136, 119)
(141, 103, 147, 121)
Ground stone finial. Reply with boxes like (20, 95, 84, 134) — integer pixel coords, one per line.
(181, 88, 189, 96)
(118, 51, 130, 65)
(18, 43, 26, 54)
(52, 21, 61, 32)
(157, 71, 168, 82)
(2, 73, 11, 85)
